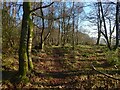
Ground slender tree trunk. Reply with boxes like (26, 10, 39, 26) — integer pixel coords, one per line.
(72, 2, 75, 50)
(76, 17, 79, 45)
(108, 18, 112, 45)
(96, 2, 102, 45)
(66, 16, 70, 44)
(57, 20, 60, 46)
(61, 2, 66, 47)
(39, 2, 44, 50)
(27, 18, 33, 70)
(61, 18, 65, 47)
(107, 18, 115, 46)
(96, 19, 102, 45)
(61, 18, 65, 46)
(115, 0, 120, 49)
(99, 1, 111, 50)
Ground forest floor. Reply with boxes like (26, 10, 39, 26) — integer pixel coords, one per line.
(1, 45, 120, 89)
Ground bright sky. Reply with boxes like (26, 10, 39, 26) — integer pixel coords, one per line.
(2, 0, 117, 2)
(6, 0, 116, 38)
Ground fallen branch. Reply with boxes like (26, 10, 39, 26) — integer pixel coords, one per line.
(91, 64, 120, 81)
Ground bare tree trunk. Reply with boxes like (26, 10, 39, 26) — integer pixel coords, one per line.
(107, 18, 115, 46)
(115, 0, 120, 49)
(57, 20, 61, 46)
(19, 2, 30, 77)
(39, 2, 44, 50)
(66, 16, 70, 44)
(99, 1, 111, 50)
(19, 2, 33, 77)
(72, 2, 75, 50)
(61, 3, 66, 47)
(96, 2, 102, 45)
(75, 17, 79, 45)
(27, 18, 33, 70)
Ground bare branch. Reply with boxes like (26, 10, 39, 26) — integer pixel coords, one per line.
(100, 30, 106, 37)
(30, 2, 54, 13)
(32, 12, 70, 21)
(43, 30, 51, 41)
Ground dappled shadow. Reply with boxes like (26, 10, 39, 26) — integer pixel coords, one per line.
(52, 48, 65, 57)
(2, 45, 120, 89)
(31, 69, 120, 89)
(33, 69, 94, 78)
(2, 70, 18, 81)
(33, 68, 120, 79)
(31, 78, 79, 88)
(52, 47, 72, 57)
(51, 47, 76, 71)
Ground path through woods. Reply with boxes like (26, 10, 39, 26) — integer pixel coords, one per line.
(2, 45, 120, 89)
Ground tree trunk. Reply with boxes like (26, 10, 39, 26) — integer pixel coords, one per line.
(39, 2, 45, 50)
(96, 2, 102, 45)
(75, 16, 79, 45)
(61, 2, 66, 47)
(19, 2, 30, 76)
(115, 0, 120, 49)
(72, 2, 75, 50)
(57, 20, 60, 46)
(99, 1, 111, 50)
(27, 18, 33, 70)
(19, 2, 33, 77)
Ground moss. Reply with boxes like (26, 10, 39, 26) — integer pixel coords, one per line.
(19, 2, 31, 77)
(28, 58, 33, 70)
(11, 74, 29, 84)
(27, 16, 34, 70)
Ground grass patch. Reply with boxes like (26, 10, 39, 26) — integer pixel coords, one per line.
(106, 50, 120, 67)
(2, 45, 120, 89)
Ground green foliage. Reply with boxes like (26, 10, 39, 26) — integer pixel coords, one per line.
(106, 50, 120, 66)
(2, 7, 20, 56)
(2, 57, 18, 70)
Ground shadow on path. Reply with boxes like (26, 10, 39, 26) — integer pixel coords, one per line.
(2, 70, 18, 81)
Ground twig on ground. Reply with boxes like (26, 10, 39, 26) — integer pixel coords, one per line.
(91, 64, 120, 81)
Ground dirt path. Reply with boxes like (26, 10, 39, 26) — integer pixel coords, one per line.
(2, 46, 120, 89)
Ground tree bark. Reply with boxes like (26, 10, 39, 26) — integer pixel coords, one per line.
(57, 20, 61, 46)
(61, 2, 66, 47)
(19, 2, 30, 76)
(72, 2, 75, 50)
(19, 2, 33, 77)
(39, 2, 45, 50)
(96, 2, 102, 45)
(27, 18, 33, 70)
(99, 1, 111, 50)
(115, 0, 120, 49)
